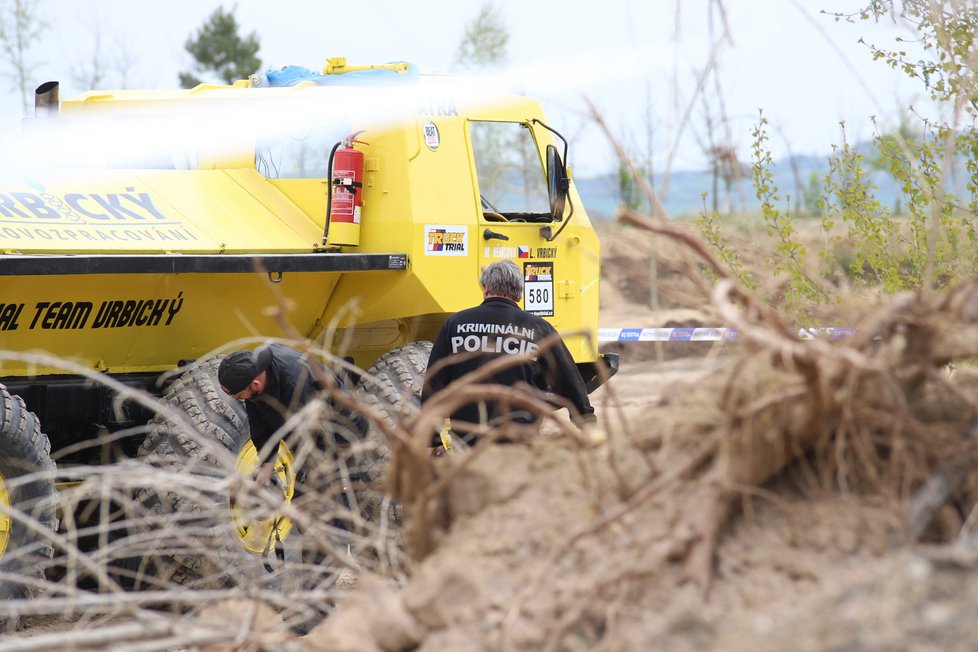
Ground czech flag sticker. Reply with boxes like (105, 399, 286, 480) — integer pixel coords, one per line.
(518, 246, 531, 258)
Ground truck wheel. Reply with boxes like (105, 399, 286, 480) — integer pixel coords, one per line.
(0, 386, 58, 624)
(354, 341, 432, 524)
(356, 341, 433, 438)
(136, 359, 297, 590)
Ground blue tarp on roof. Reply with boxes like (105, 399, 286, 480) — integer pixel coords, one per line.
(252, 63, 419, 88)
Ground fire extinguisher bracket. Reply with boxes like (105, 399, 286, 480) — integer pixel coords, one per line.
(333, 178, 362, 193)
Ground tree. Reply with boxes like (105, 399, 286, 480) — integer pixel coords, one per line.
(179, 6, 261, 88)
(867, 112, 923, 178)
(617, 159, 644, 211)
(112, 38, 139, 89)
(456, 3, 522, 206)
(72, 22, 139, 91)
(855, 1, 977, 118)
(71, 20, 106, 91)
(853, 1, 978, 286)
(801, 170, 823, 217)
(615, 82, 658, 214)
(454, 2, 508, 71)
(0, 0, 46, 114)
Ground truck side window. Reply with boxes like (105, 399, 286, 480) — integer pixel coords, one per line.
(470, 121, 551, 222)
(256, 124, 346, 179)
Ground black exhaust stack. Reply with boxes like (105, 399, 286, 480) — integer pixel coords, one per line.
(34, 81, 60, 118)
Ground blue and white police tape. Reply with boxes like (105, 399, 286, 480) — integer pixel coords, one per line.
(597, 327, 855, 342)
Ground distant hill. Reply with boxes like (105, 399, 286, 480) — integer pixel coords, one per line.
(574, 153, 906, 221)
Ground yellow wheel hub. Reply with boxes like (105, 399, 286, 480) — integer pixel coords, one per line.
(231, 441, 295, 554)
(0, 470, 10, 558)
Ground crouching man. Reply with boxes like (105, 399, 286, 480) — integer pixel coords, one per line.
(218, 343, 368, 488)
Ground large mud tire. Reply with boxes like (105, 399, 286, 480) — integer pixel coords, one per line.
(135, 359, 294, 591)
(356, 341, 433, 438)
(354, 342, 431, 524)
(0, 386, 58, 628)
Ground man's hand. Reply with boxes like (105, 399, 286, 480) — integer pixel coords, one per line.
(254, 461, 276, 488)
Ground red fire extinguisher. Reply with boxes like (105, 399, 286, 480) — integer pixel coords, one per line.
(324, 130, 367, 246)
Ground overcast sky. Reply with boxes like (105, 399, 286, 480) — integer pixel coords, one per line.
(1, 0, 932, 176)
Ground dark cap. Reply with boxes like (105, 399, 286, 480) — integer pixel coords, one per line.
(218, 347, 273, 394)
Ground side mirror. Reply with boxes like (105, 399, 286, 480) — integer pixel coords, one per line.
(546, 144, 568, 221)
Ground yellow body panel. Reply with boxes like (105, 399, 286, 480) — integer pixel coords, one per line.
(0, 169, 322, 254)
(0, 272, 341, 376)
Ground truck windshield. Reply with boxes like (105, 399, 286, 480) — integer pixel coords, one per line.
(470, 121, 551, 222)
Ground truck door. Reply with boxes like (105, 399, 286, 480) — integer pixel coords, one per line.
(471, 120, 560, 321)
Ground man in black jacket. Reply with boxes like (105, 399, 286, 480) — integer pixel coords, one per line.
(422, 259, 595, 449)
(218, 343, 368, 487)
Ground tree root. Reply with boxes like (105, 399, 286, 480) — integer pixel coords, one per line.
(620, 211, 978, 598)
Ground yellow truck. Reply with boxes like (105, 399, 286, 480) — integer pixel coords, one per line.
(0, 58, 616, 599)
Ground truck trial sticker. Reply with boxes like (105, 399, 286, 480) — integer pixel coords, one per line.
(524, 261, 554, 317)
(424, 225, 468, 256)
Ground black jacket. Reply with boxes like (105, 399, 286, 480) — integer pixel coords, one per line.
(421, 296, 594, 444)
(244, 344, 367, 462)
